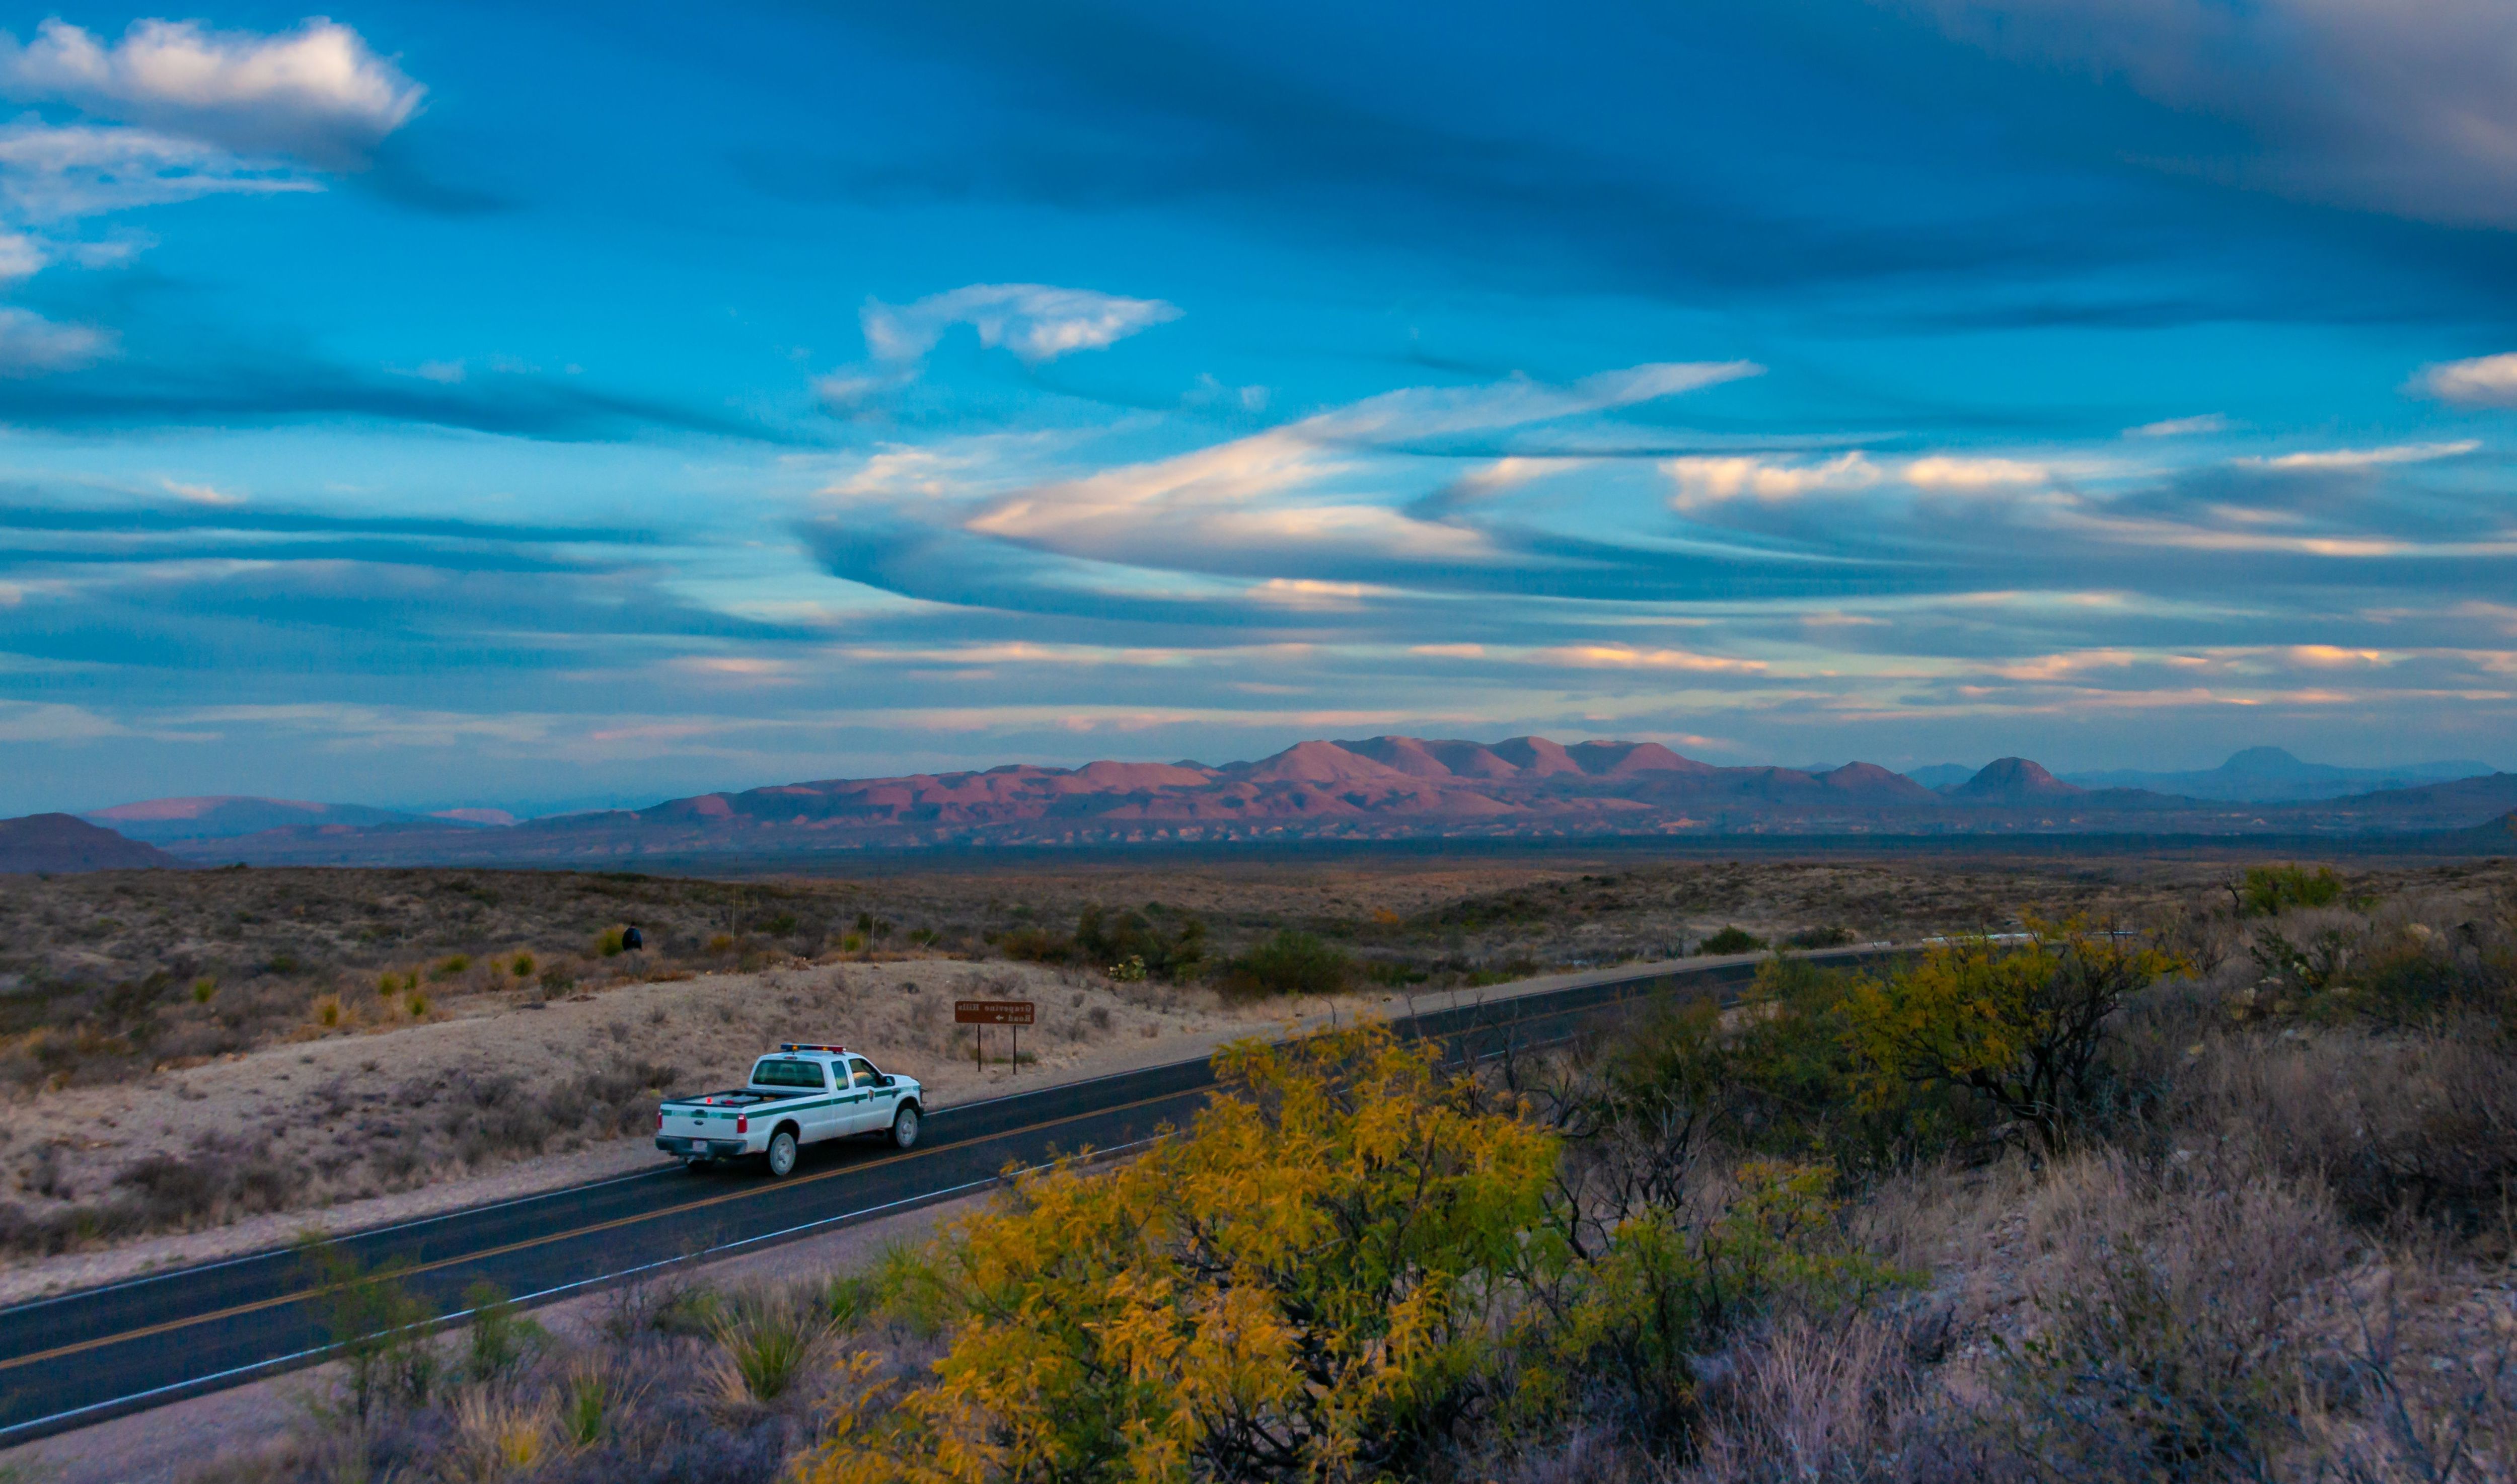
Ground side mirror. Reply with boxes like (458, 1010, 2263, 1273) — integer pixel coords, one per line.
(878, 1074, 895, 1087)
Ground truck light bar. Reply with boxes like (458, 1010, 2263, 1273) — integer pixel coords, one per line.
(778, 1043, 848, 1053)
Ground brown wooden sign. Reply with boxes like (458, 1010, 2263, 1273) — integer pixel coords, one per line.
(955, 999, 1035, 1025)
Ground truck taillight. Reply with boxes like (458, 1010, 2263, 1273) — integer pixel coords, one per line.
(736, 1116, 749, 1135)
(656, 1110, 663, 1131)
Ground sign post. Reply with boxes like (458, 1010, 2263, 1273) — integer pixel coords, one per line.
(955, 999, 1035, 1075)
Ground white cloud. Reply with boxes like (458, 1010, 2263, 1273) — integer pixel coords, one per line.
(1667, 449, 2048, 507)
(2236, 440, 2479, 472)
(959, 361, 1749, 566)
(0, 227, 39, 279)
(1901, 455, 2049, 490)
(861, 283, 1182, 365)
(2126, 413, 2229, 437)
(0, 304, 108, 374)
(0, 18, 421, 169)
(1666, 451, 1880, 509)
(1904, 0, 2517, 227)
(2415, 353, 2517, 408)
(1529, 644, 1767, 674)
(162, 478, 242, 506)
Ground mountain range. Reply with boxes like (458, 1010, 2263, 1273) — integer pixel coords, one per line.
(2054, 748, 2495, 802)
(82, 796, 514, 844)
(35, 735, 2512, 869)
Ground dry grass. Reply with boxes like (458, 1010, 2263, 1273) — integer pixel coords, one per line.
(23, 852, 2517, 1479)
(13, 852, 2459, 1093)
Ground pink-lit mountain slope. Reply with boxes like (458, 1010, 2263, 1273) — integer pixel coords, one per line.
(147, 738, 2517, 865)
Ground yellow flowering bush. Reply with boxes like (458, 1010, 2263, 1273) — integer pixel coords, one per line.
(799, 1024, 1556, 1484)
(1840, 922, 2179, 1155)
(798, 1023, 1905, 1482)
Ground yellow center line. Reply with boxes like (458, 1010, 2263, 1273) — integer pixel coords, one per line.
(0, 1084, 1206, 1373)
(5, 969, 1759, 1375)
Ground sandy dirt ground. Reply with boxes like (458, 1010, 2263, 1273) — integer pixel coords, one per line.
(0, 951, 1775, 1481)
(0, 1188, 991, 1484)
(0, 954, 1320, 1301)
(0, 948, 1731, 1303)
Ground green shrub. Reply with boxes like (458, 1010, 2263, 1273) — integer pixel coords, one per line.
(1700, 926, 1765, 954)
(1842, 924, 2178, 1156)
(510, 952, 535, 979)
(431, 954, 471, 980)
(2237, 864, 2343, 917)
(297, 1235, 438, 1422)
(462, 1279, 544, 1385)
(996, 925, 1075, 963)
(1076, 903, 1208, 981)
(708, 1292, 825, 1406)
(1606, 954, 1973, 1174)
(1221, 928, 1349, 997)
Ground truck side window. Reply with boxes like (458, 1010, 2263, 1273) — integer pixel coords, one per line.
(847, 1057, 877, 1088)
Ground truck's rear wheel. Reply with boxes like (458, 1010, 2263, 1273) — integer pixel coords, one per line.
(766, 1129, 799, 1177)
(891, 1104, 920, 1150)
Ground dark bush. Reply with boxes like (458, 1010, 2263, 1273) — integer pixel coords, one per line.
(1700, 926, 1766, 954)
(2236, 863, 2343, 917)
(1221, 929, 1350, 998)
(995, 925, 1076, 964)
(1075, 903, 1208, 981)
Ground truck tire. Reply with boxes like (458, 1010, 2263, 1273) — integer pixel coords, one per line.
(891, 1103, 920, 1150)
(766, 1128, 799, 1178)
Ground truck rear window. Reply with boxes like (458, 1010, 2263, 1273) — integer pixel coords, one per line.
(752, 1059, 827, 1090)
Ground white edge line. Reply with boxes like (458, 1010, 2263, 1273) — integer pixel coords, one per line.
(2, 941, 1913, 1435)
(0, 1166, 681, 1318)
(0, 1136, 1172, 1447)
(10, 945, 1885, 1318)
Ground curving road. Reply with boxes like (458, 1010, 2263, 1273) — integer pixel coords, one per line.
(0, 947, 1900, 1444)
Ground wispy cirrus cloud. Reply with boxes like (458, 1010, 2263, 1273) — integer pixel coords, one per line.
(862, 283, 1180, 365)
(2233, 441, 2479, 472)
(818, 281, 1183, 414)
(2126, 413, 2229, 438)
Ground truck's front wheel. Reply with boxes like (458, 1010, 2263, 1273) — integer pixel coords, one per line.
(765, 1129, 799, 1178)
(891, 1104, 920, 1150)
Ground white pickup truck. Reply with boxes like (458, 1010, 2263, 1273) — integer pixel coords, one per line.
(655, 1043, 926, 1177)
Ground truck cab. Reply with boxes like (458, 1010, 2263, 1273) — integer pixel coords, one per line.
(655, 1043, 925, 1176)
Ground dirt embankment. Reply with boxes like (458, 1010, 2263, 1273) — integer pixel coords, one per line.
(0, 954, 1334, 1302)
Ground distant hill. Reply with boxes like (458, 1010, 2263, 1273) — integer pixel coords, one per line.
(1943, 758, 2081, 803)
(136, 732, 2517, 868)
(2063, 747, 2496, 802)
(1902, 764, 1978, 791)
(83, 796, 503, 843)
(0, 814, 185, 873)
(2460, 810, 2517, 853)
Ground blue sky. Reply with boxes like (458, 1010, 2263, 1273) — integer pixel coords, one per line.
(2, 0, 2514, 815)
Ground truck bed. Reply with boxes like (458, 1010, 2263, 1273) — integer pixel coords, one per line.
(662, 1089, 789, 1107)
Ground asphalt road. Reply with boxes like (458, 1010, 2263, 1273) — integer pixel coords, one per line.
(0, 947, 1896, 1444)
